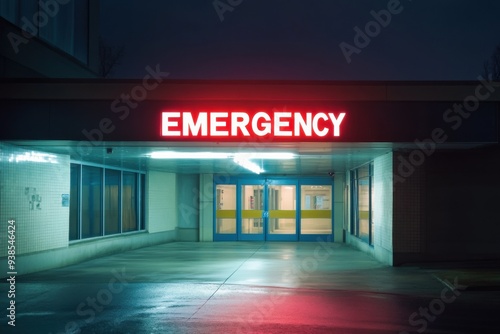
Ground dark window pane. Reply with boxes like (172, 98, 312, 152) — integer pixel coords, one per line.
(105, 169, 120, 235)
(20, 0, 37, 32)
(69, 164, 80, 240)
(82, 166, 102, 238)
(73, 0, 88, 63)
(0, 1, 18, 25)
(140, 173, 145, 230)
(122, 172, 137, 232)
(39, 0, 75, 56)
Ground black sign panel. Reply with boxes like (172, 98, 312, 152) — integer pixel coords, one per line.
(0, 100, 497, 143)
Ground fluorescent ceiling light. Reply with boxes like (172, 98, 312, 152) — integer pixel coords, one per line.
(149, 151, 295, 160)
(8, 152, 58, 164)
(148, 150, 294, 174)
(233, 157, 264, 174)
(149, 151, 231, 159)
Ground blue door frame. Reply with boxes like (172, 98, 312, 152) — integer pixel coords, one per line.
(265, 178, 299, 241)
(213, 176, 334, 242)
(238, 177, 266, 241)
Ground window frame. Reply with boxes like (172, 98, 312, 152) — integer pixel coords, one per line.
(350, 162, 374, 245)
(69, 162, 146, 242)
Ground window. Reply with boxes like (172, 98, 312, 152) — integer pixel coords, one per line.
(69, 164, 80, 240)
(70, 163, 145, 241)
(20, 1, 37, 24)
(82, 165, 102, 238)
(0, 1, 18, 24)
(351, 163, 373, 245)
(73, 0, 89, 64)
(1, 0, 90, 64)
(215, 184, 236, 234)
(300, 185, 332, 235)
(105, 169, 120, 235)
(140, 174, 146, 230)
(241, 184, 264, 234)
(269, 184, 296, 235)
(122, 172, 138, 232)
(40, 0, 76, 58)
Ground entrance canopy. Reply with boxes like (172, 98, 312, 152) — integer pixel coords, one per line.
(1, 80, 498, 174)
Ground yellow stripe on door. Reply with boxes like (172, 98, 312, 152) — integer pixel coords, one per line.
(269, 210, 296, 219)
(242, 210, 263, 219)
(217, 209, 335, 219)
(359, 210, 370, 219)
(301, 210, 331, 219)
(216, 210, 236, 219)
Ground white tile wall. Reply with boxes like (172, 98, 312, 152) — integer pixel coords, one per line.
(147, 171, 178, 233)
(373, 152, 393, 252)
(0, 143, 70, 256)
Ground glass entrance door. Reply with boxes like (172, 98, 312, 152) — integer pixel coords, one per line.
(239, 182, 265, 241)
(238, 178, 298, 241)
(215, 184, 237, 241)
(299, 183, 333, 241)
(214, 176, 332, 241)
(267, 180, 298, 241)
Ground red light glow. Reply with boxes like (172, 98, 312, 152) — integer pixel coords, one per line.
(161, 110, 346, 141)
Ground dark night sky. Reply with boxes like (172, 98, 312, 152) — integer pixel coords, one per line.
(100, 0, 500, 80)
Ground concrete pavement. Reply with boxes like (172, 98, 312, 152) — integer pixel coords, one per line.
(1, 242, 499, 333)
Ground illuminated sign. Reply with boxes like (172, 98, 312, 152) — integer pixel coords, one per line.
(161, 111, 346, 140)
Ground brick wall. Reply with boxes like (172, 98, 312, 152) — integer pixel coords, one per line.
(392, 151, 426, 259)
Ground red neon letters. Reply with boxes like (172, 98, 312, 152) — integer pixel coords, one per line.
(161, 111, 346, 141)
